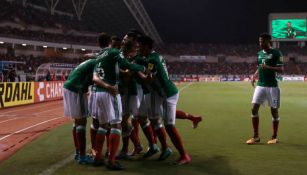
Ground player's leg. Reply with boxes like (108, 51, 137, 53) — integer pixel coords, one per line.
(63, 89, 92, 164)
(139, 93, 159, 158)
(246, 86, 265, 144)
(146, 92, 169, 159)
(90, 118, 99, 155)
(175, 110, 203, 129)
(117, 113, 132, 159)
(92, 92, 109, 166)
(163, 93, 190, 165)
(106, 94, 124, 170)
(128, 95, 143, 156)
(88, 89, 99, 154)
(75, 118, 93, 164)
(267, 87, 280, 144)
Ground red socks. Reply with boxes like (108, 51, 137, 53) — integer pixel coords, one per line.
(108, 128, 121, 163)
(165, 125, 186, 156)
(94, 127, 107, 160)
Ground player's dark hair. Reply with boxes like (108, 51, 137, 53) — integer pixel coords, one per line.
(121, 39, 135, 53)
(111, 35, 121, 41)
(137, 35, 153, 49)
(128, 29, 143, 37)
(98, 32, 111, 48)
(259, 33, 272, 41)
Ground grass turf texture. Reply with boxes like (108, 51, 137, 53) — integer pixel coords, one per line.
(0, 82, 306, 175)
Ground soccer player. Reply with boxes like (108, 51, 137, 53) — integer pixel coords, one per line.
(92, 40, 146, 170)
(117, 33, 145, 159)
(286, 22, 296, 38)
(246, 33, 284, 145)
(63, 32, 111, 165)
(137, 36, 191, 165)
(88, 33, 115, 157)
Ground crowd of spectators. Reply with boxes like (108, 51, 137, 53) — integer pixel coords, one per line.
(1, 52, 307, 82)
(0, 54, 85, 82)
(0, 0, 97, 45)
(167, 61, 307, 76)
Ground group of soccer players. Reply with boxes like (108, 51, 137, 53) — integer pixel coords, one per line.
(63, 29, 284, 170)
(63, 30, 202, 170)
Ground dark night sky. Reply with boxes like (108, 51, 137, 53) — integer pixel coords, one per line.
(141, 0, 307, 44)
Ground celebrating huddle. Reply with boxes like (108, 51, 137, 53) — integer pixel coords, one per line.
(63, 30, 203, 170)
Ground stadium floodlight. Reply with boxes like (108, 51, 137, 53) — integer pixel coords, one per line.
(81, 48, 86, 51)
(62, 47, 67, 50)
(43, 46, 48, 48)
(0, 41, 4, 44)
(22, 44, 27, 46)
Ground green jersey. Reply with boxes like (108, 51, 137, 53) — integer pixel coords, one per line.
(63, 48, 108, 93)
(257, 48, 283, 87)
(118, 55, 142, 96)
(94, 48, 145, 92)
(134, 55, 150, 94)
(64, 59, 97, 93)
(146, 52, 178, 97)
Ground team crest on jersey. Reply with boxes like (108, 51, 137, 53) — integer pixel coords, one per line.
(148, 63, 154, 71)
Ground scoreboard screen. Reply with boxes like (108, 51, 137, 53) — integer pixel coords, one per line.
(272, 19, 307, 39)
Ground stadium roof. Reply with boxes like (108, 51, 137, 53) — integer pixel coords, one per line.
(21, 0, 163, 44)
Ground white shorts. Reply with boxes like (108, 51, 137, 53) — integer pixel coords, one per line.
(162, 93, 179, 125)
(88, 90, 97, 119)
(138, 93, 151, 118)
(252, 86, 280, 109)
(63, 88, 88, 119)
(122, 95, 140, 116)
(95, 92, 122, 125)
(149, 91, 164, 120)
(147, 91, 179, 125)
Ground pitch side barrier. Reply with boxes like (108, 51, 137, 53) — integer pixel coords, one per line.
(0, 81, 64, 109)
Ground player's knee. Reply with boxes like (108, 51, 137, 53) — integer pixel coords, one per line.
(110, 122, 122, 129)
(75, 118, 87, 126)
(251, 108, 258, 115)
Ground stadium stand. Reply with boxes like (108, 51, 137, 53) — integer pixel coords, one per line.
(1, 0, 307, 83)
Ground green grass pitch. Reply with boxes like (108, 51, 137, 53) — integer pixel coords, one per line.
(0, 82, 306, 175)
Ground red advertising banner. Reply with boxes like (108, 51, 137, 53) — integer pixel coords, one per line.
(34, 81, 64, 103)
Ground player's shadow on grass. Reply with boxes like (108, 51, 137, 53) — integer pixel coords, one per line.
(123, 155, 241, 175)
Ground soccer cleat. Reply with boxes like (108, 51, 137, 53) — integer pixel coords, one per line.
(173, 154, 191, 165)
(78, 155, 94, 165)
(246, 137, 260, 145)
(116, 151, 130, 160)
(158, 147, 172, 161)
(192, 116, 203, 129)
(267, 138, 278, 144)
(74, 154, 80, 161)
(128, 144, 144, 156)
(106, 161, 124, 170)
(143, 144, 160, 158)
(93, 159, 104, 167)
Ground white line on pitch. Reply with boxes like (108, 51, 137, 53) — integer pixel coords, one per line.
(0, 116, 64, 141)
(179, 82, 193, 92)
